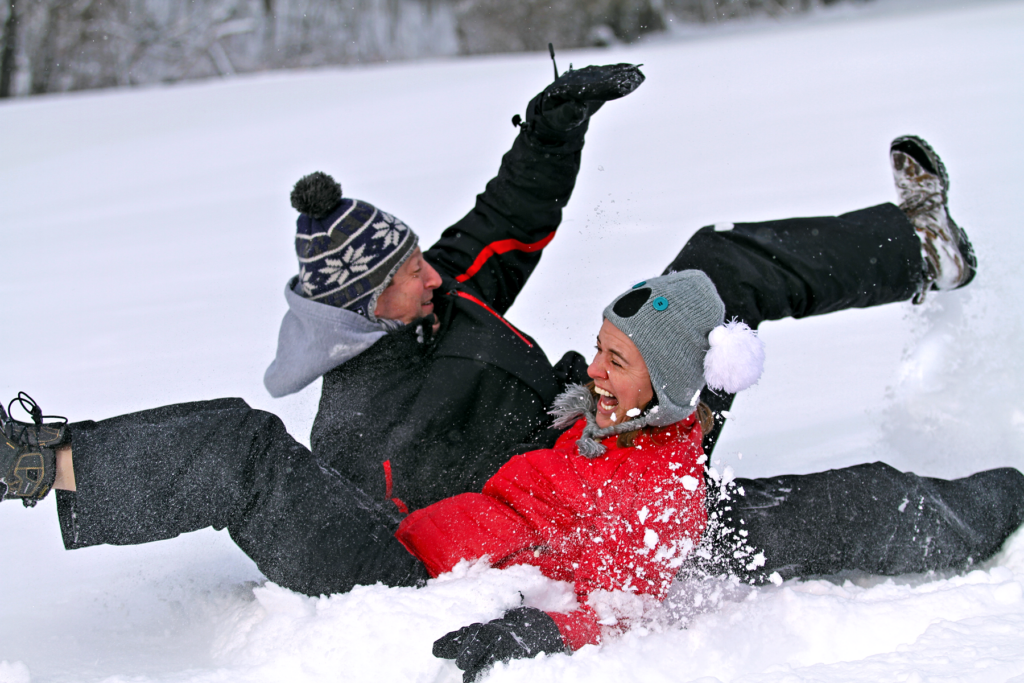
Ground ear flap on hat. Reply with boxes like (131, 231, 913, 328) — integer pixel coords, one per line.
(703, 320, 765, 393)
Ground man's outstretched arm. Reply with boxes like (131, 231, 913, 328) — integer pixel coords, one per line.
(425, 64, 644, 314)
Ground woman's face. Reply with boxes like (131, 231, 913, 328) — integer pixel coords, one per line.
(587, 319, 655, 429)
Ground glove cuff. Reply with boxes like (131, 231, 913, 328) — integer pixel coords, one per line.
(500, 607, 569, 656)
(522, 93, 590, 151)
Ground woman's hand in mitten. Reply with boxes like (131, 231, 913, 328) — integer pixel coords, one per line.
(432, 607, 566, 682)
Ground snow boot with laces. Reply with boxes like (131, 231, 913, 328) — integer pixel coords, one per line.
(890, 135, 977, 302)
(1, 392, 68, 506)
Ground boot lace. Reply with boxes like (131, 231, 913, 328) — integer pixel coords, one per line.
(2, 392, 67, 443)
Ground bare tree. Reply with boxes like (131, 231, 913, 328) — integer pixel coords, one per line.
(0, 0, 17, 97)
(455, 0, 668, 55)
(0, 0, 866, 99)
(666, 0, 829, 23)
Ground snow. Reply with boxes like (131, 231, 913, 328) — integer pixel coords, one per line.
(2, 0, 1024, 681)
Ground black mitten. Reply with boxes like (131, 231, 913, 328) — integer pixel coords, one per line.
(433, 607, 567, 682)
(545, 63, 645, 107)
(520, 63, 645, 143)
(534, 63, 645, 132)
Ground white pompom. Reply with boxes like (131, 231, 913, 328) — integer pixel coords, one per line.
(703, 320, 765, 393)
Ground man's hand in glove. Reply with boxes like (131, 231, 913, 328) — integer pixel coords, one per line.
(433, 607, 567, 682)
(533, 63, 645, 133)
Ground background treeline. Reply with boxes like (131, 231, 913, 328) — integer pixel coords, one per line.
(0, 0, 854, 98)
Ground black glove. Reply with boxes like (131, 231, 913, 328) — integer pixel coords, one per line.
(535, 63, 645, 132)
(544, 63, 645, 108)
(433, 607, 567, 682)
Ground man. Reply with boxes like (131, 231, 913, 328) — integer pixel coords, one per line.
(262, 64, 646, 512)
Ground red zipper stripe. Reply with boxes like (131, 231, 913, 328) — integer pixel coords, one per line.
(382, 460, 409, 515)
(455, 291, 533, 348)
(454, 231, 557, 284)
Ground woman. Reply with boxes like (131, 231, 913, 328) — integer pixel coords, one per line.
(404, 269, 759, 675)
(400, 270, 1024, 681)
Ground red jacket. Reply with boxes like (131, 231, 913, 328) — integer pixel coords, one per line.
(396, 415, 708, 650)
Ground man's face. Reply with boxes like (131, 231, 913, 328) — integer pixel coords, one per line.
(373, 248, 442, 325)
(587, 319, 654, 429)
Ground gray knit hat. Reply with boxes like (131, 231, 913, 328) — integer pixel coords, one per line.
(550, 270, 765, 457)
(605, 270, 725, 427)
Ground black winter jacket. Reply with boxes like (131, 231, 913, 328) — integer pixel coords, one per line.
(311, 96, 591, 511)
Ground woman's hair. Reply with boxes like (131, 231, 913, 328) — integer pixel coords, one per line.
(695, 402, 715, 436)
(585, 382, 714, 447)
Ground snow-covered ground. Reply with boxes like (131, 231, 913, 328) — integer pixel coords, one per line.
(3, 1, 1024, 681)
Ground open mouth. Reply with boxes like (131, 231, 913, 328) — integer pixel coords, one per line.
(594, 385, 619, 416)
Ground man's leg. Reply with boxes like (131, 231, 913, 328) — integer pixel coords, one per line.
(58, 398, 428, 596)
(715, 464, 1024, 581)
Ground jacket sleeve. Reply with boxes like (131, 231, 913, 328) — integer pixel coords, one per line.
(546, 606, 603, 651)
(543, 463, 707, 653)
(395, 492, 541, 577)
(424, 93, 591, 315)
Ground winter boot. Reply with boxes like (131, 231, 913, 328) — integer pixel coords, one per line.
(890, 135, 977, 302)
(1, 393, 68, 506)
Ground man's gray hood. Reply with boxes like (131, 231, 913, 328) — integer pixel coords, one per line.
(264, 277, 391, 397)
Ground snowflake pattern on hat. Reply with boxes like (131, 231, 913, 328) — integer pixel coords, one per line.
(298, 266, 314, 296)
(320, 244, 374, 287)
(372, 212, 408, 248)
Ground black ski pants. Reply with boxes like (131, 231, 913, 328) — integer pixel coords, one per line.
(56, 203, 1023, 594)
(58, 399, 429, 596)
(721, 463, 1024, 582)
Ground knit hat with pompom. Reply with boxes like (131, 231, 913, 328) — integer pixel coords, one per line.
(290, 171, 418, 321)
(550, 270, 765, 457)
(604, 270, 765, 425)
